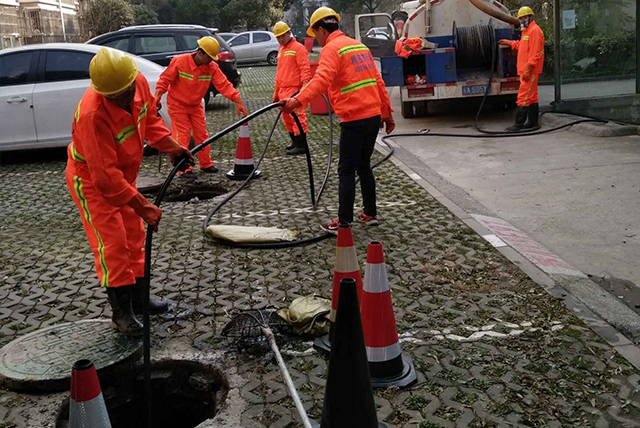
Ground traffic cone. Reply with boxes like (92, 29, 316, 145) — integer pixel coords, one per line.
(361, 241, 417, 388)
(69, 359, 112, 428)
(226, 123, 262, 180)
(318, 277, 387, 428)
(314, 223, 363, 354)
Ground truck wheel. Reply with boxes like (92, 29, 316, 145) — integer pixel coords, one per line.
(401, 101, 414, 118)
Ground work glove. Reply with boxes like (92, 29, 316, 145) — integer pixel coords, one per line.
(153, 136, 195, 171)
(128, 192, 162, 232)
(281, 98, 302, 114)
(154, 93, 163, 112)
(234, 96, 248, 117)
(381, 116, 395, 134)
(169, 146, 195, 172)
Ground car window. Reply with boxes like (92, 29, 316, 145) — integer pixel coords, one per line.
(44, 50, 93, 82)
(0, 52, 33, 86)
(230, 34, 249, 47)
(253, 32, 270, 43)
(134, 35, 177, 55)
(182, 34, 200, 50)
(103, 37, 130, 51)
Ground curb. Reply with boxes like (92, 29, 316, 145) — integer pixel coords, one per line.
(376, 137, 640, 372)
(542, 113, 640, 137)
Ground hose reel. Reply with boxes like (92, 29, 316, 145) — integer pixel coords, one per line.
(453, 22, 496, 69)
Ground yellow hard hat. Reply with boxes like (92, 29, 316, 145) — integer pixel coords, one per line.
(307, 6, 341, 37)
(89, 47, 138, 95)
(517, 6, 534, 18)
(197, 36, 219, 60)
(273, 21, 291, 37)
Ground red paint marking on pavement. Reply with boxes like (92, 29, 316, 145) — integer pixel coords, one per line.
(472, 214, 585, 277)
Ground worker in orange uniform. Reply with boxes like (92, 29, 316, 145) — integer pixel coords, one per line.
(499, 6, 544, 132)
(66, 47, 194, 336)
(272, 21, 312, 156)
(282, 7, 395, 233)
(155, 36, 248, 178)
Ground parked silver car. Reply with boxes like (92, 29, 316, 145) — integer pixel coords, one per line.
(228, 31, 280, 65)
(217, 32, 238, 42)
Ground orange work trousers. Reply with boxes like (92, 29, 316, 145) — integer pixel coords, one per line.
(277, 87, 308, 135)
(168, 102, 213, 169)
(66, 171, 144, 288)
(517, 74, 539, 107)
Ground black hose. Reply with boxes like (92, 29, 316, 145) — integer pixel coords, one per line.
(200, 101, 333, 248)
(142, 101, 289, 428)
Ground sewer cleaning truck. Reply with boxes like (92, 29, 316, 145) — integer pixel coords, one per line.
(355, 0, 523, 118)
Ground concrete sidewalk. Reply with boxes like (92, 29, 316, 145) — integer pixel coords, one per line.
(386, 85, 640, 341)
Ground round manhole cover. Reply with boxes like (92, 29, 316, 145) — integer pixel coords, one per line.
(0, 319, 142, 393)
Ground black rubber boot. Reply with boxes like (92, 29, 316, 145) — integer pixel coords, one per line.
(523, 103, 540, 129)
(106, 285, 143, 337)
(505, 106, 527, 132)
(286, 132, 296, 151)
(287, 133, 308, 156)
(132, 277, 169, 314)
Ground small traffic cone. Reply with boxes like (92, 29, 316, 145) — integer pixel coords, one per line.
(69, 359, 112, 428)
(226, 123, 262, 180)
(318, 277, 387, 428)
(361, 241, 417, 388)
(314, 223, 363, 354)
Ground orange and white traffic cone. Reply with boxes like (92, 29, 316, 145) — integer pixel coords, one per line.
(69, 359, 112, 428)
(361, 241, 417, 388)
(314, 223, 364, 354)
(226, 123, 262, 180)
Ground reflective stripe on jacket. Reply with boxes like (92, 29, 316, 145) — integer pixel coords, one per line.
(155, 53, 239, 107)
(507, 21, 545, 76)
(295, 31, 392, 123)
(275, 38, 312, 92)
(66, 73, 171, 207)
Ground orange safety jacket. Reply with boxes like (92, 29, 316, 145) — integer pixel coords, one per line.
(295, 31, 392, 123)
(275, 38, 312, 92)
(66, 73, 171, 207)
(155, 52, 240, 107)
(506, 20, 545, 76)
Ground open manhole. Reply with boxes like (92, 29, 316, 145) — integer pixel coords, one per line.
(56, 360, 228, 428)
(161, 182, 227, 203)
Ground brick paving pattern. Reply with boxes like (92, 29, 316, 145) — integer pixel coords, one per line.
(1, 65, 639, 427)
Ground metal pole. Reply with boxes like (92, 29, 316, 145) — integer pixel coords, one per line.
(58, 0, 66, 42)
(554, 0, 561, 103)
(636, 0, 639, 94)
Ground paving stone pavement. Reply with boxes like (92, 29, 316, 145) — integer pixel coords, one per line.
(1, 65, 640, 427)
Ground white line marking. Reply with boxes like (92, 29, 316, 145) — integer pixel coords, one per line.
(482, 234, 507, 248)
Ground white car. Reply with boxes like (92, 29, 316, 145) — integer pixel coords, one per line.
(228, 31, 280, 65)
(0, 43, 171, 152)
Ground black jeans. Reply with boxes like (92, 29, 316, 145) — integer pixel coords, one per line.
(338, 115, 381, 225)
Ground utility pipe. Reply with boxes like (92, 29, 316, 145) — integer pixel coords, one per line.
(467, 0, 520, 28)
(554, 0, 561, 103)
(58, 0, 67, 42)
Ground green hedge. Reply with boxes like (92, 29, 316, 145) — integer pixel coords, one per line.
(541, 30, 636, 81)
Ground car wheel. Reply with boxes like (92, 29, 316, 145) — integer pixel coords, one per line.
(267, 51, 278, 65)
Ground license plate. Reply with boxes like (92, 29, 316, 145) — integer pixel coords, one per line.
(462, 85, 491, 96)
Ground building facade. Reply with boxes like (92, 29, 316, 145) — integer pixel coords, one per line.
(0, 0, 79, 49)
